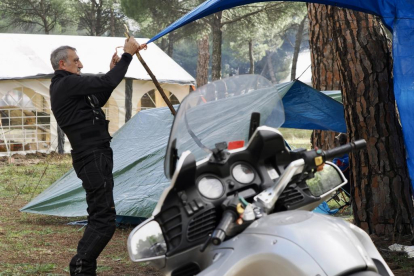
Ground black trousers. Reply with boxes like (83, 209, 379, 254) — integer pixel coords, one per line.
(69, 147, 116, 276)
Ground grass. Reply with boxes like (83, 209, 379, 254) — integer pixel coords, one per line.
(278, 128, 313, 149)
(0, 154, 160, 276)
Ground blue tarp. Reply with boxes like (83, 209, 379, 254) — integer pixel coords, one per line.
(21, 80, 345, 217)
(147, 0, 414, 191)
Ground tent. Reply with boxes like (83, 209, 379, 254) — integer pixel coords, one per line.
(145, 0, 414, 190)
(0, 33, 194, 155)
(21, 80, 346, 218)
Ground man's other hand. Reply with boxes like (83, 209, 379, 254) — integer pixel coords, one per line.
(110, 52, 120, 70)
(124, 36, 140, 55)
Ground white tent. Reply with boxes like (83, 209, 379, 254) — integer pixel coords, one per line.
(0, 33, 195, 155)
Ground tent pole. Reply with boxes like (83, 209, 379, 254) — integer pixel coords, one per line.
(123, 25, 176, 116)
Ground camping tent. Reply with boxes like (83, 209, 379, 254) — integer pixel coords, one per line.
(21, 80, 346, 218)
(144, 0, 414, 191)
(0, 33, 195, 155)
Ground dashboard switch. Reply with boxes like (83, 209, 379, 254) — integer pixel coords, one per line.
(195, 199, 204, 209)
(184, 204, 194, 215)
(190, 202, 199, 212)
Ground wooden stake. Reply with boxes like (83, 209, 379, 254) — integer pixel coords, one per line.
(124, 25, 176, 116)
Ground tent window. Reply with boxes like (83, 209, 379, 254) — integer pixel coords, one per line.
(0, 88, 51, 154)
(139, 89, 180, 112)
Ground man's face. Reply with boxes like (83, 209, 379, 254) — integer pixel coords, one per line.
(59, 49, 83, 75)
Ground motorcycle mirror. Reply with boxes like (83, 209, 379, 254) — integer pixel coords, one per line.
(127, 219, 167, 263)
(306, 161, 348, 197)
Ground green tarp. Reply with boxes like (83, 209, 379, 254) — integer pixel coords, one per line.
(21, 80, 344, 218)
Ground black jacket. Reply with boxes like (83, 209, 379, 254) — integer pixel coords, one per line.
(50, 53, 132, 153)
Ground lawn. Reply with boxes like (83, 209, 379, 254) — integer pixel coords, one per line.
(0, 153, 160, 276)
(1, 146, 413, 275)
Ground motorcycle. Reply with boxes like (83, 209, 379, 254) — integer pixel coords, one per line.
(126, 75, 394, 276)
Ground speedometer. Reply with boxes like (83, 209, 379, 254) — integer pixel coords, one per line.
(232, 164, 255, 184)
(198, 176, 224, 199)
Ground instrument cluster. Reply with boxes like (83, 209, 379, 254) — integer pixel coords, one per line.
(196, 162, 258, 201)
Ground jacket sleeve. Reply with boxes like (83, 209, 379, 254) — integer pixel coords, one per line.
(63, 53, 133, 106)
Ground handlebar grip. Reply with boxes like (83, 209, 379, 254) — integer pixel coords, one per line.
(211, 209, 237, 246)
(324, 139, 366, 160)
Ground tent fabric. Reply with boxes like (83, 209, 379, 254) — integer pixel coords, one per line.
(146, 0, 414, 191)
(279, 81, 346, 132)
(0, 33, 195, 85)
(21, 80, 345, 217)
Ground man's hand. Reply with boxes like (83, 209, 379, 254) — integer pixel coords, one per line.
(110, 52, 121, 70)
(124, 36, 140, 55)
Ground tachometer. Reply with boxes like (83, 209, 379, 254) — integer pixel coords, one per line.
(232, 164, 255, 184)
(198, 176, 224, 199)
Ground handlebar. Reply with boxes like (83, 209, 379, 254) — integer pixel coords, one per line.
(298, 139, 366, 169)
(324, 140, 366, 160)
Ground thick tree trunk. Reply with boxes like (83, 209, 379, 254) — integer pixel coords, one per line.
(331, 9, 413, 235)
(248, 39, 254, 74)
(211, 11, 223, 81)
(291, 16, 307, 81)
(308, 4, 341, 150)
(196, 35, 210, 88)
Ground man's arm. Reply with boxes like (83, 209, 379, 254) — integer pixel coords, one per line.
(62, 37, 141, 106)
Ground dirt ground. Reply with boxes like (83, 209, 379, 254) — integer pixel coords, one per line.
(1, 153, 414, 275)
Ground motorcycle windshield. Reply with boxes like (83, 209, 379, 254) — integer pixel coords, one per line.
(165, 75, 285, 178)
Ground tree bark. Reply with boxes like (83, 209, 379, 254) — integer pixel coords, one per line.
(330, 9, 413, 235)
(291, 15, 307, 81)
(57, 126, 65, 154)
(167, 33, 174, 57)
(110, 6, 115, 37)
(125, 78, 133, 123)
(308, 4, 341, 150)
(211, 11, 223, 81)
(309, 3, 414, 236)
(266, 50, 277, 83)
(196, 35, 210, 88)
(248, 39, 254, 74)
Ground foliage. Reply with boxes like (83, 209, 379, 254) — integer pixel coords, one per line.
(74, 0, 128, 36)
(225, 2, 306, 65)
(0, 0, 73, 34)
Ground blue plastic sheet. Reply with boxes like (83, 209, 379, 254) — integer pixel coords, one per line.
(147, 0, 414, 191)
(21, 80, 345, 217)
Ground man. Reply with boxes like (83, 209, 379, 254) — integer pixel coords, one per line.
(49, 37, 142, 275)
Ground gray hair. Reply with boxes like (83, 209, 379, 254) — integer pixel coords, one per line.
(50, 46, 76, 70)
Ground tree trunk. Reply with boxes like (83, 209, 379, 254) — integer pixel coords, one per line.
(291, 15, 307, 81)
(167, 33, 174, 57)
(196, 35, 210, 88)
(331, 9, 414, 235)
(110, 6, 115, 37)
(266, 50, 277, 83)
(308, 4, 341, 150)
(249, 39, 254, 74)
(57, 126, 65, 154)
(125, 78, 133, 123)
(161, 38, 168, 52)
(211, 11, 223, 81)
